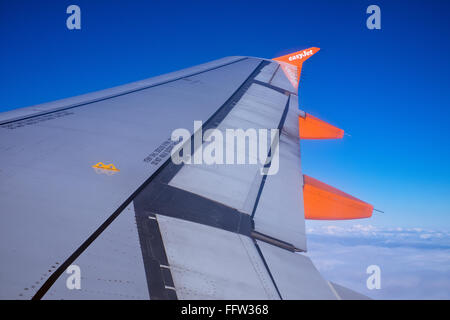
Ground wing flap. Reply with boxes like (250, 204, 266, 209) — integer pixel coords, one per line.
(157, 215, 279, 300)
(257, 241, 337, 300)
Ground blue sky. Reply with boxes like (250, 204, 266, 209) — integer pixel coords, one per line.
(1, 0, 449, 298)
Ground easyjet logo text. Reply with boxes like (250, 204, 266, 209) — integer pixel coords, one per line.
(288, 49, 314, 62)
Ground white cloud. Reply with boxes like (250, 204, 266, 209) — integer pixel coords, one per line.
(304, 223, 450, 299)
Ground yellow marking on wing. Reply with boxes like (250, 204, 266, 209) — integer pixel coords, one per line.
(92, 162, 120, 172)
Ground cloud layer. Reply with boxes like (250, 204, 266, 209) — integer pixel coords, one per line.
(304, 223, 450, 299)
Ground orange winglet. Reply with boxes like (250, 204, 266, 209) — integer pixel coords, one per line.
(299, 113, 344, 139)
(273, 47, 320, 88)
(303, 175, 373, 220)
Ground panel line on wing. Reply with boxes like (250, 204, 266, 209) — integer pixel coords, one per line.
(253, 79, 296, 96)
(252, 240, 283, 299)
(250, 95, 291, 219)
(133, 211, 178, 300)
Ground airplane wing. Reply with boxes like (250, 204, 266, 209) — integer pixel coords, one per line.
(0, 48, 371, 300)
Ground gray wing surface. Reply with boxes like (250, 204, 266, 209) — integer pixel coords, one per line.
(0, 55, 347, 299)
